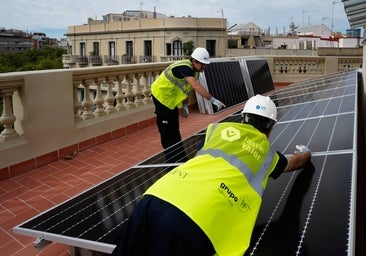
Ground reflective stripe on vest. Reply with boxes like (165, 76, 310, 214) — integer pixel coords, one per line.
(163, 59, 198, 94)
(196, 147, 275, 197)
(151, 59, 198, 109)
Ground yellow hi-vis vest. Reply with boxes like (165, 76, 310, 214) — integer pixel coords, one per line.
(145, 122, 279, 256)
(151, 59, 199, 109)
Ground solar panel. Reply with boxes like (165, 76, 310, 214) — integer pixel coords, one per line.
(13, 70, 360, 255)
(197, 60, 250, 114)
(245, 70, 358, 256)
(239, 57, 275, 95)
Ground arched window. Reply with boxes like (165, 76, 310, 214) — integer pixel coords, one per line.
(173, 40, 182, 56)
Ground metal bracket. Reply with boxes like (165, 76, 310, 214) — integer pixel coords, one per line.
(34, 235, 52, 250)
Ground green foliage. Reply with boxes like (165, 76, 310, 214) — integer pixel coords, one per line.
(0, 46, 66, 73)
(183, 40, 195, 55)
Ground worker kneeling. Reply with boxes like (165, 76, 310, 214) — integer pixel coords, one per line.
(112, 95, 312, 256)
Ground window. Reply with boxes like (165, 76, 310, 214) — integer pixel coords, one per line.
(166, 43, 171, 55)
(80, 42, 86, 56)
(109, 41, 116, 56)
(92, 42, 99, 55)
(228, 39, 238, 49)
(206, 40, 216, 57)
(144, 40, 152, 62)
(125, 41, 134, 63)
(126, 41, 133, 57)
(173, 40, 182, 56)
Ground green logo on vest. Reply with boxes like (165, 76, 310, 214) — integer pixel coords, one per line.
(238, 195, 251, 212)
(221, 127, 240, 142)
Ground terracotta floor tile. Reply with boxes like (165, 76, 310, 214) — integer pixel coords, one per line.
(62, 181, 94, 198)
(38, 243, 71, 256)
(37, 175, 64, 188)
(25, 196, 55, 212)
(0, 106, 242, 256)
(15, 177, 44, 191)
(0, 179, 21, 193)
(48, 193, 70, 205)
(17, 185, 52, 202)
(0, 206, 14, 224)
(1, 197, 30, 216)
(1, 240, 24, 256)
(2, 208, 39, 231)
(0, 187, 30, 203)
(42, 184, 73, 200)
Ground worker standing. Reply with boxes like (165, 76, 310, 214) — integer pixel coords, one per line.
(112, 95, 311, 256)
(151, 47, 226, 162)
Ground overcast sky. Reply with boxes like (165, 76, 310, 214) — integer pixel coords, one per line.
(1, 0, 351, 39)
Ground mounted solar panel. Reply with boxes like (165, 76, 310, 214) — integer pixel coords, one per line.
(243, 70, 359, 256)
(196, 57, 274, 114)
(13, 70, 361, 255)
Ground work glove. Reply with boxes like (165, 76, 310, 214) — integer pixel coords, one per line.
(295, 145, 311, 154)
(182, 104, 189, 118)
(210, 97, 226, 111)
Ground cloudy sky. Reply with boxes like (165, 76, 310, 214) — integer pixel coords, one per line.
(1, 0, 351, 39)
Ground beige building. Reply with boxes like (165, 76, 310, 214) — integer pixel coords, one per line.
(63, 10, 227, 68)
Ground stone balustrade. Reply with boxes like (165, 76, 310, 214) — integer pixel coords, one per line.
(0, 62, 171, 178)
(0, 55, 363, 180)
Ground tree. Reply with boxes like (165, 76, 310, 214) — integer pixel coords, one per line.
(183, 40, 195, 56)
(0, 46, 66, 73)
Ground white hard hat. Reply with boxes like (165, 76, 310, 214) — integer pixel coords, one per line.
(191, 47, 210, 64)
(242, 95, 277, 122)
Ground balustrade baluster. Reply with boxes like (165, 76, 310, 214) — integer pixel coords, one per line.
(115, 75, 126, 111)
(0, 89, 19, 141)
(93, 78, 106, 117)
(81, 79, 94, 120)
(73, 82, 82, 121)
(142, 72, 152, 104)
(134, 73, 143, 107)
(105, 77, 116, 114)
(124, 74, 135, 109)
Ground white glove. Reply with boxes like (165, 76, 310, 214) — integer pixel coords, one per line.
(181, 104, 189, 118)
(210, 97, 226, 111)
(295, 145, 311, 153)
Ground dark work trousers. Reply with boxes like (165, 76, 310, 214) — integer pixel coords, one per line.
(152, 96, 187, 163)
(111, 195, 216, 256)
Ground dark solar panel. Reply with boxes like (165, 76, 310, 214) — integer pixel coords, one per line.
(196, 57, 275, 114)
(241, 58, 275, 95)
(13, 70, 359, 255)
(197, 60, 250, 114)
(244, 70, 358, 256)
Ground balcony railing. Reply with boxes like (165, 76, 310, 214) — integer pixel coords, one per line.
(88, 55, 103, 66)
(139, 55, 155, 63)
(104, 55, 119, 65)
(76, 55, 88, 66)
(121, 55, 136, 64)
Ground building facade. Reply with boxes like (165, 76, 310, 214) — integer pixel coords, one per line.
(63, 11, 227, 68)
(0, 28, 61, 54)
(0, 28, 34, 53)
